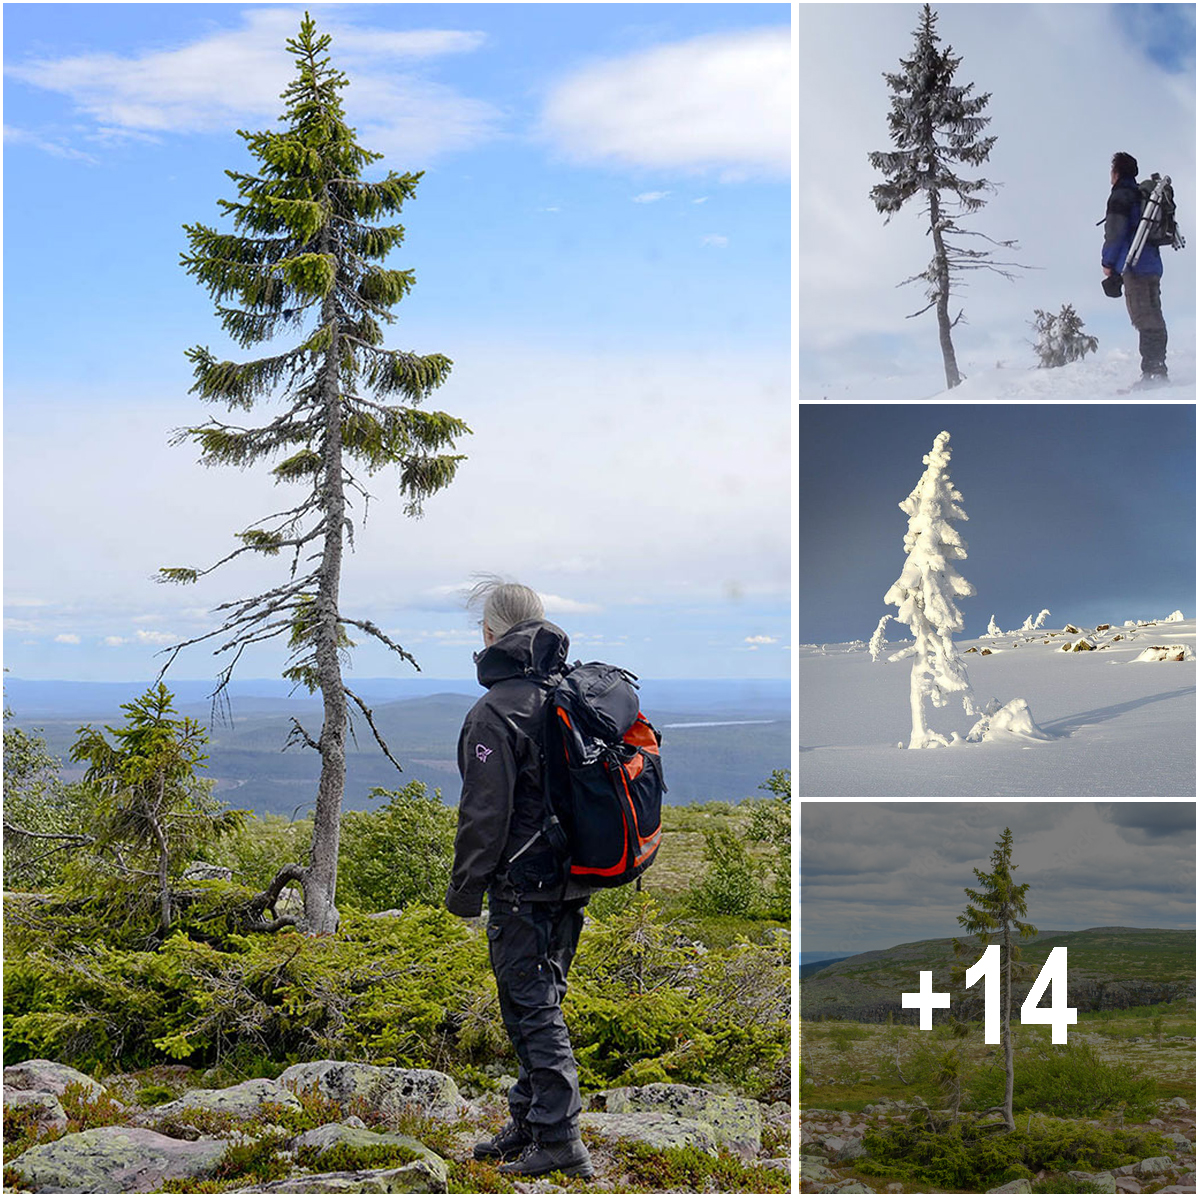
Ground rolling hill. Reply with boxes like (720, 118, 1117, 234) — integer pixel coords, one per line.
(801, 926, 1196, 1022)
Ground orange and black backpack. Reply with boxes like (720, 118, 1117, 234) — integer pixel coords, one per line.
(540, 662, 664, 888)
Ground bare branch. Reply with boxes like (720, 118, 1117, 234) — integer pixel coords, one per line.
(344, 686, 403, 774)
(339, 618, 420, 670)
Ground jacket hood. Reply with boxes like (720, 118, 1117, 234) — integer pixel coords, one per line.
(475, 618, 570, 687)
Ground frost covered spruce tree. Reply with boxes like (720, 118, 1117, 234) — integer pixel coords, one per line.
(870, 431, 1047, 748)
(1030, 304, 1098, 369)
(870, 431, 978, 747)
(868, 5, 1024, 389)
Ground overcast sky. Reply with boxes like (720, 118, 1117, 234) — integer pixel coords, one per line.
(801, 801, 1197, 954)
(798, 3, 1196, 398)
(3, 3, 789, 682)
(799, 403, 1196, 643)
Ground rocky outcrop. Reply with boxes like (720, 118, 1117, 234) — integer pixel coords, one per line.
(6, 1126, 228, 1193)
(5, 1058, 782, 1193)
(276, 1061, 462, 1119)
(591, 1082, 762, 1157)
(144, 1077, 302, 1124)
(4, 1059, 111, 1102)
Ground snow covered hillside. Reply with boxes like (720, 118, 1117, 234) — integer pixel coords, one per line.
(804, 342, 1196, 400)
(799, 616, 1196, 797)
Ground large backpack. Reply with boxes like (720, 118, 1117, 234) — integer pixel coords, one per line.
(540, 662, 665, 888)
(1139, 174, 1183, 249)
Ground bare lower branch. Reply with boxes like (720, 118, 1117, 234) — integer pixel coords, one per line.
(344, 686, 403, 774)
(339, 618, 420, 670)
(285, 718, 321, 753)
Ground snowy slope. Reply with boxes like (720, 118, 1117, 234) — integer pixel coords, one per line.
(799, 617, 1196, 797)
(803, 342, 1195, 401)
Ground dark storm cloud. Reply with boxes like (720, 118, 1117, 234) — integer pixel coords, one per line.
(800, 801, 1195, 953)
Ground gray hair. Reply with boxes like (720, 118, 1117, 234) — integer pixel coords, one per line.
(466, 575, 544, 637)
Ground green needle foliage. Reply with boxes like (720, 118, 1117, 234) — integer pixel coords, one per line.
(954, 827, 1037, 1132)
(67, 684, 243, 943)
(160, 14, 469, 934)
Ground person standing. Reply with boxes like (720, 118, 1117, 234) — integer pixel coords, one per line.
(1102, 150, 1169, 387)
(445, 578, 594, 1180)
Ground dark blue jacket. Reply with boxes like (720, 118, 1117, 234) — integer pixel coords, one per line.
(1103, 176, 1163, 277)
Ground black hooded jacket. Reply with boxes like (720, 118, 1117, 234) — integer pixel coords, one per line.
(445, 619, 591, 917)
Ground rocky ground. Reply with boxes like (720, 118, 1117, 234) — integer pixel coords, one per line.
(3, 1059, 790, 1194)
(800, 1096, 1196, 1195)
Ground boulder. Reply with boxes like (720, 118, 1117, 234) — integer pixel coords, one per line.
(4, 1059, 108, 1102)
(829, 1184, 875, 1194)
(1133, 1156, 1173, 1177)
(5, 1125, 226, 1193)
(243, 1165, 445, 1194)
(596, 1083, 761, 1156)
(289, 1123, 446, 1190)
(1164, 1097, 1191, 1109)
(581, 1111, 718, 1156)
(1115, 1178, 1142, 1194)
(1064, 624, 1081, 634)
(146, 1077, 303, 1123)
(1069, 1170, 1117, 1192)
(1063, 638, 1096, 652)
(800, 1155, 837, 1182)
(1133, 644, 1193, 662)
(1166, 1132, 1193, 1152)
(3, 1088, 69, 1134)
(986, 1182, 1032, 1194)
(981, 648, 993, 655)
(277, 1061, 461, 1119)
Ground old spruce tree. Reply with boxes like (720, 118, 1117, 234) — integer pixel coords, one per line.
(161, 15, 468, 934)
(868, 4, 1022, 388)
(954, 828, 1037, 1133)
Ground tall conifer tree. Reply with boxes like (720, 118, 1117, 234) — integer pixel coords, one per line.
(161, 14, 468, 934)
(954, 828, 1037, 1133)
(868, 4, 1023, 388)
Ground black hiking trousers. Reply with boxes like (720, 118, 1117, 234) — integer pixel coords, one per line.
(487, 895, 587, 1143)
(1124, 272, 1169, 375)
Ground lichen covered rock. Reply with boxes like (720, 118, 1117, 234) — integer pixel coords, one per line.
(581, 1110, 719, 1156)
(595, 1083, 761, 1156)
(276, 1061, 461, 1119)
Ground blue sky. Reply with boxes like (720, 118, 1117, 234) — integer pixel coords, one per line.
(798, 3, 1196, 398)
(3, 3, 791, 682)
(799, 403, 1196, 643)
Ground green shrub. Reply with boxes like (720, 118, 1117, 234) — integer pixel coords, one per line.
(860, 1114, 1169, 1190)
(336, 783, 455, 912)
(970, 1036, 1157, 1119)
(689, 829, 759, 916)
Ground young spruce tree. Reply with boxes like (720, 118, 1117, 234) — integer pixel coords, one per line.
(868, 4, 1023, 389)
(161, 15, 468, 934)
(954, 828, 1037, 1133)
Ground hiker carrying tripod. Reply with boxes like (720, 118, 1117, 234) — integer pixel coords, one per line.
(1101, 151, 1169, 387)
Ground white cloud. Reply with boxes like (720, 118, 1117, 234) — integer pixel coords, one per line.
(3, 124, 99, 163)
(701, 234, 729, 248)
(745, 634, 778, 645)
(539, 594, 602, 615)
(54, 633, 81, 644)
(7, 8, 498, 161)
(632, 191, 670, 204)
(103, 636, 129, 647)
(135, 630, 176, 646)
(540, 27, 790, 176)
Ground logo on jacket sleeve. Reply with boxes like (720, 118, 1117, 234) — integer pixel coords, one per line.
(475, 743, 493, 763)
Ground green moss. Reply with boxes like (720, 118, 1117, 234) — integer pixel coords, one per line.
(611, 1141, 788, 1193)
(295, 1141, 420, 1173)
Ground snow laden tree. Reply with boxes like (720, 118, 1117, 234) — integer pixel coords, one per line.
(1030, 304, 1098, 368)
(953, 828, 1037, 1134)
(870, 431, 978, 748)
(160, 16, 468, 934)
(868, 4, 1024, 389)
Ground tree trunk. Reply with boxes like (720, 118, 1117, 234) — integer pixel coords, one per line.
(305, 224, 346, 936)
(151, 778, 172, 937)
(1002, 921, 1015, 1131)
(928, 189, 962, 389)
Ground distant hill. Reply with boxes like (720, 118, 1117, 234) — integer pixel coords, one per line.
(6, 678, 789, 814)
(799, 956, 854, 979)
(801, 927, 1196, 1022)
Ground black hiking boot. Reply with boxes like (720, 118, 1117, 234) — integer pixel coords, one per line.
(473, 1118, 533, 1162)
(496, 1137, 595, 1179)
(1128, 370, 1169, 391)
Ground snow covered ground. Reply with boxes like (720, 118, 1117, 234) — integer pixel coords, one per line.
(799, 617, 1196, 797)
(802, 341, 1196, 400)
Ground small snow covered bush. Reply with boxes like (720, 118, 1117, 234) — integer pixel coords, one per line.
(1030, 304, 1098, 368)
